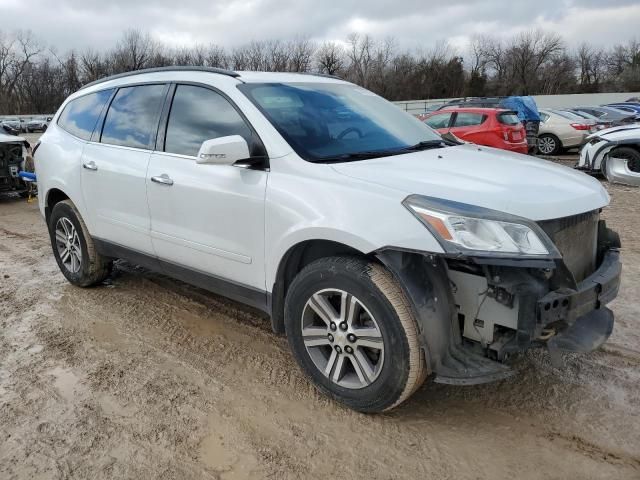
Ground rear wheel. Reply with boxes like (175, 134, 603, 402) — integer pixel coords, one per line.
(538, 134, 561, 155)
(48, 200, 111, 287)
(285, 256, 426, 412)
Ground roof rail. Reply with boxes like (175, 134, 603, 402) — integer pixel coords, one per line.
(297, 72, 344, 81)
(79, 66, 240, 90)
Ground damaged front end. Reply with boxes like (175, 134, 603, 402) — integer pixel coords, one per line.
(377, 200, 621, 385)
(0, 136, 30, 195)
(577, 126, 640, 186)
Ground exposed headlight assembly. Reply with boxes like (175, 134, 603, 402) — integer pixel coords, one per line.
(403, 195, 559, 257)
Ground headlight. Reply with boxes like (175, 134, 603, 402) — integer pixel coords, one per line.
(403, 195, 556, 257)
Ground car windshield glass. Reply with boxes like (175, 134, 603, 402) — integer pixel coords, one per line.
(238, 82, 443, 162)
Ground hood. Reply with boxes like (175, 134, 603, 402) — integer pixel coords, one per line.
(587, 125, 640, 141)
(0, 133, 26, 143)
(331, 144, 609, 221)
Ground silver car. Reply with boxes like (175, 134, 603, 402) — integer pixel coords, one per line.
(537, 109, 596, 155)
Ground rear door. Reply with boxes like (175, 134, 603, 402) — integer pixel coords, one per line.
(146, 84, 268, 296)
(448, 112, 487, 142)
(80, 83, 168, 254)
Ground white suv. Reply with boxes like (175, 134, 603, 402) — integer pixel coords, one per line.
(35, 67, 622, 412)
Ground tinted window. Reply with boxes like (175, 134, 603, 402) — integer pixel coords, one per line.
(425, 113, 452, 129)
(165, 85, 252, 157)
(453, 112, 486, 127)
(497, 112, 521, 125)
(539, 112, 550, 122)
(58, 90, 113, 140)
(101, 85, 166, 149)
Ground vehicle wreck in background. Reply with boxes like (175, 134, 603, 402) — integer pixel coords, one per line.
(0, 133, 31, 196)
(577, 126, 640, 186)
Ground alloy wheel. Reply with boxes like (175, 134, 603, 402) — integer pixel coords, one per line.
(55, 217, 82, 273)
(538, 136, 556, 155)
(301, 289, 385, 389)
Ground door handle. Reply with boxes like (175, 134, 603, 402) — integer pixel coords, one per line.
(83, 161, 98, 171)
(150, 174, 174, 186)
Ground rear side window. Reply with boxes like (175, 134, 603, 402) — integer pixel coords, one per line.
(101, 84, 166, 149)
(57, 89, 113, 141)
(497, 112, 521, 125)
(453, 112, 486, 127)
(424, 113, 452, 129)
(164, 85, 252, 157)
(539, 112, 550, 122)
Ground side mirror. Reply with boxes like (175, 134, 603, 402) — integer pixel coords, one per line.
(196, 135, 250, 165)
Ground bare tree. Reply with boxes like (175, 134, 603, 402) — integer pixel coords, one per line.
(288, 37, 315, 72)
(111, 29, 158, 72)
(316, 41, 344, 75)
(0, 30, 43, 113)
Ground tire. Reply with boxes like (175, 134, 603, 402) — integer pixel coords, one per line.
(285, 256, 426, 413)
(48, 200, 111, 287)
(538, 134, 561, 155)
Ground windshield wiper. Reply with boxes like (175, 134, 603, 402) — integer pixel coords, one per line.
(314, 139, 458, 163)
(400, 139, 454, 151)
(315, 150, 400, 163)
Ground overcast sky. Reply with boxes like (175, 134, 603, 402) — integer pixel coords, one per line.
(2, 0, 639, 53)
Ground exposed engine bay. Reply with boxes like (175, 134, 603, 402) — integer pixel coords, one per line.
(377, 210, 621, 385)
(0, 135, 30, 194)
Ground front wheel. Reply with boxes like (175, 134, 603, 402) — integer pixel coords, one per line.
(285, 256, 426, 412)
(48, 200, 111, 287)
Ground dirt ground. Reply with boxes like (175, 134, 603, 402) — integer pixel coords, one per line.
(1, 154, 639, 479)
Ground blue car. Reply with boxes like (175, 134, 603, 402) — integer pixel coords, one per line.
(605, 103, 640, 116)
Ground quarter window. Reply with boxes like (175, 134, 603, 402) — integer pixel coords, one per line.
(101, 84, 166, 149)
(164, 85, 252, 157)
(425, 113, 452, 129)
(57, 89, 113, 140)
(453, 112, 486, 127)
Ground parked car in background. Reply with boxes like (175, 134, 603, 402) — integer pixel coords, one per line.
(34, 67, 621, 412)
(435, 96, 541, 153)
(605, 103, 640, 116)
(1, 121, 20, 136)
(26, 117, 51, 132)
(423, 107, 528, 154)
(563, 109, 611, 130)
(577, 125, 640, 186)
(571, 106, 638, 126)
(2, 118, 25, 133)
(537, 109, 594, 155)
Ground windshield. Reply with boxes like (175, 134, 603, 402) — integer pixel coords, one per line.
(238, 82, 443, 162)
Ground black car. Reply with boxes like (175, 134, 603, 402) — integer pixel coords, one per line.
(571, 106, 637, 127)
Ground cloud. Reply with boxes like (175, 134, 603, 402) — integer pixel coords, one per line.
(1, 0, 638, 54)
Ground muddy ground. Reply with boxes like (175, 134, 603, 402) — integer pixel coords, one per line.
(1, 153, 639, 479)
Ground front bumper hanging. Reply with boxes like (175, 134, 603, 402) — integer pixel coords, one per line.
(538, 250, 621, 365)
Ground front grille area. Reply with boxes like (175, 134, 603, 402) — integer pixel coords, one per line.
(538, 210, 600, 283)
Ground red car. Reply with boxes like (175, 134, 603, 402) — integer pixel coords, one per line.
(422, 107, 528, 154)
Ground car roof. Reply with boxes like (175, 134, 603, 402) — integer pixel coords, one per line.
(79, 66, 347, 94)
(431, 107, 509, 114)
